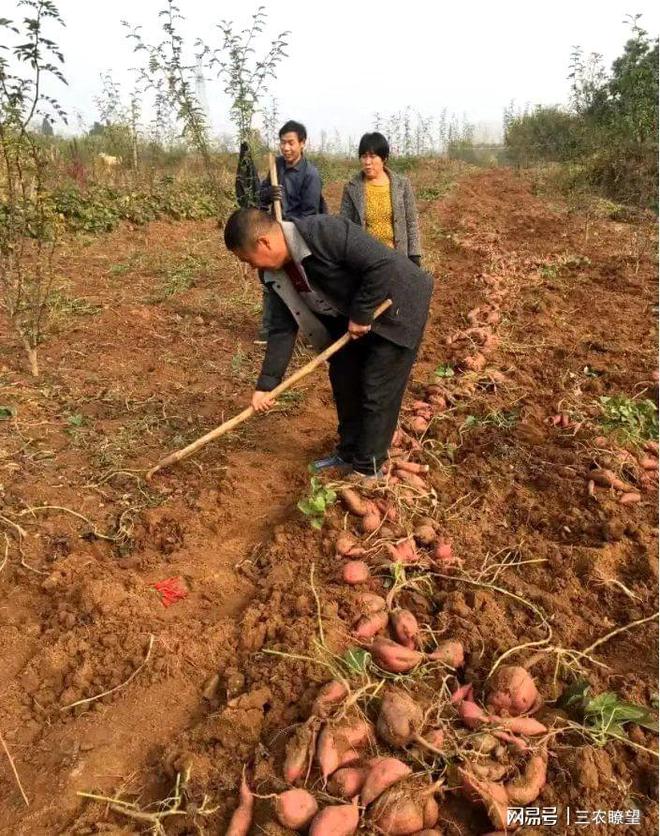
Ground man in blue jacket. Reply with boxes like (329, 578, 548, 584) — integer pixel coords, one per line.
(256, 120, 326, 342)
(260, 120, 325, 218)
(224, 208, 433, 479)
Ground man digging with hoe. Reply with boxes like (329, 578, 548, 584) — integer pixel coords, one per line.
(223, 207, 433, 479)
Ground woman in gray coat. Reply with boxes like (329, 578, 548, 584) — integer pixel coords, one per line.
(339, 132, 421, 265)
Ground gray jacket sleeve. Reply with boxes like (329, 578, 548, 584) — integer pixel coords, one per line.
(339, 185, 359, 224)
(403, 177, 421, 257)
(256, 287, 298, 391)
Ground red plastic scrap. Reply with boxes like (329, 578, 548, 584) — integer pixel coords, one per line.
(153, 576, 187, 607)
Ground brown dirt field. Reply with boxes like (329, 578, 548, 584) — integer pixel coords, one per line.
(0, 164, 657, 835)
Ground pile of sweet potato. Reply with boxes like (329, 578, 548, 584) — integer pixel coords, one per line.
(227, 662, 549, 835)
(227, 492, 550, 836)
(586, 438, 658, 506)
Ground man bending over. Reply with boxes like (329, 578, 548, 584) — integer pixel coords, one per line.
(223, 208, 433, 479)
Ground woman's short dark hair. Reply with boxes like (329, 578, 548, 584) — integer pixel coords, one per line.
(279, 120, 307, 142)
(358, 132, 389, 160)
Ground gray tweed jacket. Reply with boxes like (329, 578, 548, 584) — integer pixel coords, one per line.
(339, 169, 422, 257)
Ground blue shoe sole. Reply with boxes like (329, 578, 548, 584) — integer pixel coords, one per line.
(312, 456, 352, 472)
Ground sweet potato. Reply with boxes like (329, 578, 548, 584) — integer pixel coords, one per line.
(337, 746, 362, 768)
(458, 700, 487, 729)
(275, 788, 319, 830)
(486, 665, 540, 716)
(413, 728, 445, 759)
(328, 766, 368, 799)
(459, 769, 508, 831)
(355, 592, 387, 614)
(385, 537, 418, 565)
(316, 725, 342, 779)
(412, 399, 431, 411)
(396, 460, 430, 475)
(428, 394, 447, 410)
(368, 786, 425, 835)
(639, 456, 658, 471)
(619, 491, 642, 505)
(377, 688, 423, 747)
(412, 831, 443, 836)
(390, 609, 419, 649)
(312, 681, 349, 718)
(423, 795, 439, 829)
(341, 718, 375, 748)
(451, 682, 474, 704)
(413, 524, 436, 546)
(493, 730, 529, 751)
(342, 560, 370, 585)
(395, 469, 428, 489)
(413, 405, 433, 421)
(361, 757, 412, 805)
(309, 800, 359, 836)
(336, 532, 358, 556)
(409, 415, 429, 434)
(317, 719, 374, 777)
(589, 468, 630, 491)
(433, 538, 454, 564)
(375, 498, 398, 522)
(428, 639, 464, 668)
(491, 715, 547, 735)
(360, 511, 381, 534)
(354, 610, 389, 639)
(284, 722, 314, 783)
(644, 440, 659, 456)
(463, 353, 487, 372)
(340, 487, 368, 517)
(471, 760, 509, 782)
(226, 773, 254, 836)
(505, 752, 547, 805)
(371, 637, 423, 674)
(464, 326, 489, 345)
(316, 721, 369, 778)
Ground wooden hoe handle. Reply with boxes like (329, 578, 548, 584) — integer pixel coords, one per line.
(146, 298, 393, 479)
(269, 153, 283, 222)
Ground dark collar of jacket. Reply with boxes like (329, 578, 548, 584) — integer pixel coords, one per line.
(276, 154, 306, 174)
(343, 166, 403, 223)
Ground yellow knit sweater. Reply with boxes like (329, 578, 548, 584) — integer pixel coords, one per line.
(364, 180, 394, 248)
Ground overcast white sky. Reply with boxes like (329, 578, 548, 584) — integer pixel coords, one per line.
(5, 0, 660, 144)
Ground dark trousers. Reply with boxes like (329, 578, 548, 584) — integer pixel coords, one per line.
(326, 326, 418, 475)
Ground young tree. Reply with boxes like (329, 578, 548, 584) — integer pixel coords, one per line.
(94, 71, 141, 171)
(124, 2, 215, 191)
(0, 0, 67, 376)
(207, 6, 289, 145)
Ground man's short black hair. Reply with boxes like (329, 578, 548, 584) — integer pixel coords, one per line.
(358, 132, 390, 161)
(224, 207, 277, 251)
(279, 120, 307, 142)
